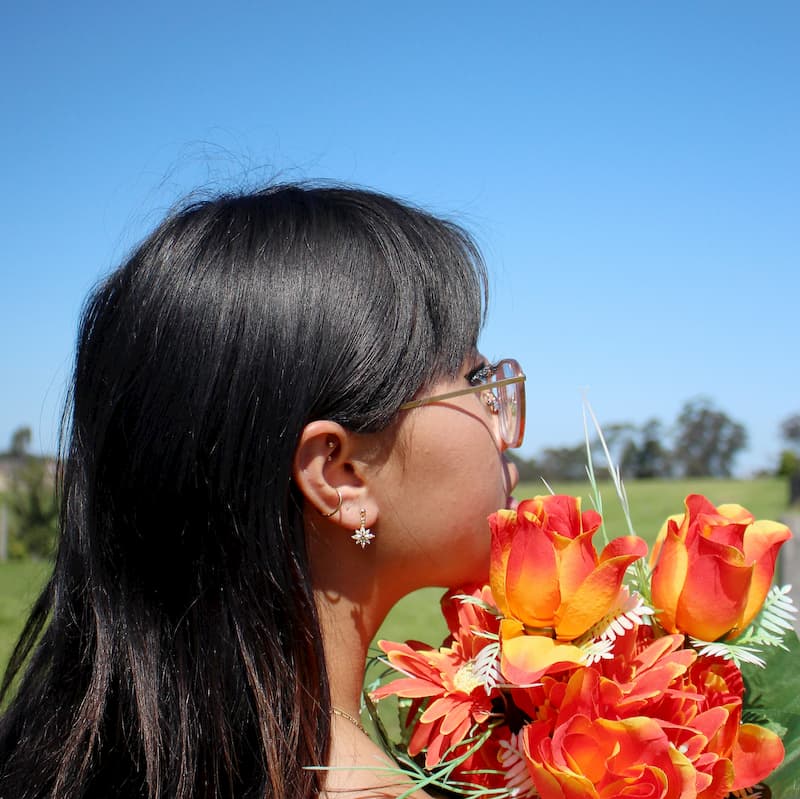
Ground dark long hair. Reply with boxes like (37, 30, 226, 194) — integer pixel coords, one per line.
(0, 184, 487, 798)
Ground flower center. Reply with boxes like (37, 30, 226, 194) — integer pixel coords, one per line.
(453, 661, 483, 694)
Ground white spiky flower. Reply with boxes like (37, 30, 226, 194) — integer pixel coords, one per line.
(575, 585, 654, 655)
(581, 636, 616, 665)
(497, 734, 538, 798)
(472, 641, 503, 694)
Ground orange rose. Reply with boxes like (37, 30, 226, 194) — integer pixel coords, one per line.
(511, 637, 784, 798)
(641, 641, 784, 794)
(490, 495, 647, 639)
(489, 495, 647, 683)
(650, 494, 792, 641)
(519, 668, 697, 799)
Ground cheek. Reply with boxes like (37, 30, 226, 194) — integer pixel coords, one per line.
(376, 407, 509, 589)
(452, 427, 509, 501)
(407, 443, 504, 582)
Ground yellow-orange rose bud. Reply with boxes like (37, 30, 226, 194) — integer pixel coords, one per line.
(489, 495, 647, 641)
(649, 494, 792, 641)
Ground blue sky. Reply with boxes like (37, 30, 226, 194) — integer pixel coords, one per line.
(2, 2, 798, 475)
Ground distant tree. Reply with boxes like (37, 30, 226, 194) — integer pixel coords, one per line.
(9, 426, 32, 457)
(538, 445, 590, 482)
(506, 451, 541, 483)
(7, 457, 58, 558)
(672, 397, 747, 477)
(778, 412, 800, 483)
(777, 450, 799, 478)
(781, 413, 800, 449)
(619, 418, 671, 479)
(595, 422, 638, 466)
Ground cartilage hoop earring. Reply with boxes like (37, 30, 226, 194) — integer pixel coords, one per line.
(351, 508, 375, 549)
(320, 488, 343, 518)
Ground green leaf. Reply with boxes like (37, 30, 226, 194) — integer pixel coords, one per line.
(741, 630, 800, 799)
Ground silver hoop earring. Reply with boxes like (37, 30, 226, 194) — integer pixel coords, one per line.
(351, 508, 375, 549)
(320, 489, 343, 518)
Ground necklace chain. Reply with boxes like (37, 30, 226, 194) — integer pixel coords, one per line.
(332, 706, 366, 733)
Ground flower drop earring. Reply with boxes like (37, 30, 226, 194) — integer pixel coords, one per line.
(352, 508, 375, 549)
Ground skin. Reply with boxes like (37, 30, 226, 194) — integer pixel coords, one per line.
(293, 355, 519, 798)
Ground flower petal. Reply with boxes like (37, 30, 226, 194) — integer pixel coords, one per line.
(500, 632, 584, 685)
(737, 519, 792, 632)
(675, 553, 753, 641)
(503, 516, 561, 628)
(651, 527, 690, 634)
(730, 723, 785, 790)
(555, 531, 598, 599)
(554, 536, 647, 639)
(489, 509, 518, 616)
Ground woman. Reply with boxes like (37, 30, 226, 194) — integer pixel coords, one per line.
(0, 184, 524, 798)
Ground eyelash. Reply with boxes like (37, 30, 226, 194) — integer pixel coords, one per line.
(467, 361, 490, 386)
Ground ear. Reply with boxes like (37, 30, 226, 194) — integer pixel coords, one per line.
(292, 420, 377, 530)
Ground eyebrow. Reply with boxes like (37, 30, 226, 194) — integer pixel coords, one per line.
(467, 350, 488, 372)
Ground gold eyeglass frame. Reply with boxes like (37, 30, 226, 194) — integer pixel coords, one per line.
(398, 359, 526, 448)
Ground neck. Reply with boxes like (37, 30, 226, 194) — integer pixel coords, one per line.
(315, 582, 424, 798)
(315, 580, 391, 719)
(307, 522, 428, 798)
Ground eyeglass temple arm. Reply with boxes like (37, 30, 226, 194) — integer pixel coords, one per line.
(398, 374, 526, 411)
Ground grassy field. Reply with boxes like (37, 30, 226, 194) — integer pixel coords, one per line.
(0, 478, 792, 683)
(0, 559, 51, 679)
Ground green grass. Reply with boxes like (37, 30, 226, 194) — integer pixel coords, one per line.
(515, 476, 788, 547)
(0, 559, 51, 679)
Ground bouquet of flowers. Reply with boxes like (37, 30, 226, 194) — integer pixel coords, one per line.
(370, 423, 798, 799)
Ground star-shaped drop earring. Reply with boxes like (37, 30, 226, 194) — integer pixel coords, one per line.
(351, 508, 375, 549)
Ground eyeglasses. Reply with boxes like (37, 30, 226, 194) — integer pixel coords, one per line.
(398, 358, 526, 449)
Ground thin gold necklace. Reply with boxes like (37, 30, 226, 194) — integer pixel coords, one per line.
(332, 706, 367, 734)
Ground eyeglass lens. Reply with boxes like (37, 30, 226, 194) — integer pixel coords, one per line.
(491, 360, 524, 448)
